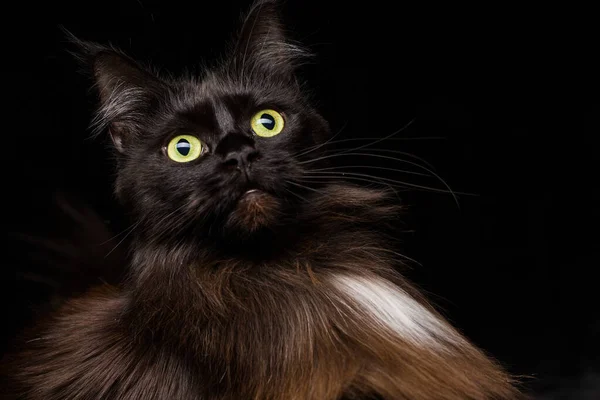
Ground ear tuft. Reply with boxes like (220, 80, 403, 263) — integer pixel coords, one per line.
(228, 0, 310, 82)
(64, 28, 166, 152)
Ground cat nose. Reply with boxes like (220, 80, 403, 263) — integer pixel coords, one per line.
(215, 133, 260, 171)
(223, 147, 260, 170)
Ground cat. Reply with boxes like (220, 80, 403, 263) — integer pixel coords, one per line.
(1, 1, 522, 398)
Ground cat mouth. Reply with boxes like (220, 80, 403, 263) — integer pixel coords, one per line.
(238, 188, 265, 202)
(236, 187, 266, 206)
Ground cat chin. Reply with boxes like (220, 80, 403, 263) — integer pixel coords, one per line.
(224, 189, 281, 234)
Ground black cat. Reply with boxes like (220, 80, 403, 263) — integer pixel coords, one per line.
(1, 1, 521, 398)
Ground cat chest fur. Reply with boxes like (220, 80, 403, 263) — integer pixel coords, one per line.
(7, 249, 518, 399)
(113, 255, 485, 399)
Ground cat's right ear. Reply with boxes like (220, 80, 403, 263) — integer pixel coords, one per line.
(228, 0, 309, 83)
(65, 31, 166, 153)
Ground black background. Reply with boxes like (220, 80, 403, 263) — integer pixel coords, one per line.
(3, 1, 599, 397)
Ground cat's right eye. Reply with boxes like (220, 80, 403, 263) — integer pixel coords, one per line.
(251, 109, 284, 137)
(166, 135, 203, 163)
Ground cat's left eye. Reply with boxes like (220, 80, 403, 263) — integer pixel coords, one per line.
(251, 109, 284, 137)
(166, 135, 203, 163)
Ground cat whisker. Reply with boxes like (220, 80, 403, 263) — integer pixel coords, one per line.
(151, 205, 199, 245)
(303, 171, 446, 191)
(307, 165, 431, 178)
(104, 220, 140, 259)
(314, 136, 446, 143)
(300, 152, 460, 206)
(296, 177, 411, 194)
(338, 118, 416, 155)
(97, 222, 140, 246)
(298, 136, 447, 157)
(300, 173, 470, 200)
(285, 180, 334, 198)
(292, 121, 349, 158)
(301, 152, 423, 167)
(173, 206, 207, 238)
(299, 173, 393, 187)
(285, 182, 379, 222)
(140, 201, 198, 247)
(283, 186, 311, 204)
(318, 148, 437, 171)
(295, 119, 417, 160)
(301, 169, 402, 198)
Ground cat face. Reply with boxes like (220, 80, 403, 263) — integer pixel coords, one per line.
(78, 1, 330, 242)
(114, 77, 328, 241)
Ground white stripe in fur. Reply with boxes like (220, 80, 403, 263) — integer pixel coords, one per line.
(330, 274, 460, 348)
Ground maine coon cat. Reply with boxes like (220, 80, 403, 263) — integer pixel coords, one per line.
(2, 1, 521, 398)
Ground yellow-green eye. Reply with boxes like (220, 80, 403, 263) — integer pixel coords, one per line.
(167, 135, 203, 163)
(251, 109, 284, 137)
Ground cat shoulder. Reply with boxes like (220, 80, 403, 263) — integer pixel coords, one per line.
(2, 286, 199, 400)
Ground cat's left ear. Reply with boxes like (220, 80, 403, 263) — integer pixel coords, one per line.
(66, 31, 167, 153)
(229, 0, 308, 82)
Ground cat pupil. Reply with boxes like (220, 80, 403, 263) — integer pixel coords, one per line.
(259, 114, 275, 130)
(176, 139, 191, 156)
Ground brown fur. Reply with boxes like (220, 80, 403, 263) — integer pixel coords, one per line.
(226, 190, 281, 233)
(2, 186, 522, 399)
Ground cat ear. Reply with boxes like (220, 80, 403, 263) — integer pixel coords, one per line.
(67, 33, 166, 153)
(230, 0, 308, 81)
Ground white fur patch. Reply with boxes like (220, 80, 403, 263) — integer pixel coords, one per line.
(329, 274, 461, 348)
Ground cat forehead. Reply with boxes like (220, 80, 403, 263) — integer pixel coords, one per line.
(172, 73, 302, 117)
(171, 95, 240, 134)
(180, 70, 301, 104)
(162, 90, 285, 138)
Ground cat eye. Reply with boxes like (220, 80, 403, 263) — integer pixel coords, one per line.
(251, 109, 284, 137)
(166, 135, 203, 163)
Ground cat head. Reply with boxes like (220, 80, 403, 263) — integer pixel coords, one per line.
(73, 1, 391, 253)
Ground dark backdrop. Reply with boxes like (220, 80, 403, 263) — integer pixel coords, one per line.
(3, 1, 599, 398)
